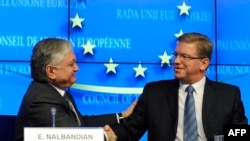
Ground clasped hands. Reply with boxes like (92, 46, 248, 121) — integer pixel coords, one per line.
(104, 100, 138, 141)
(104, 125, 117, 141)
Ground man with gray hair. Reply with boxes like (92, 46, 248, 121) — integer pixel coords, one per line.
(14, 38, 136, 141)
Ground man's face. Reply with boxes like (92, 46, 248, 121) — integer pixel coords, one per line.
(52, 51, 79, 89)
(173, 42, 207, 84)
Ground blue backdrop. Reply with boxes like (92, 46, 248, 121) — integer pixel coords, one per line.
(0, 0, 249, 140)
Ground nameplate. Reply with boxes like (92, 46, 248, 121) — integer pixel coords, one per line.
(24, 127, 104, 141)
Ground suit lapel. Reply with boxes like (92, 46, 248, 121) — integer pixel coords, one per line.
(202, 79, 219, 135)
(165, 80, 179, 133)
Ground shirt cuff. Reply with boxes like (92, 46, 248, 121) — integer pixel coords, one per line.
(116, 113, 124, 123)
(116, 113, 120, 123)
(104, 131, 108, 141)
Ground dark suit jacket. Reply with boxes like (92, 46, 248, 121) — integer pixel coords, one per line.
(112, 78, 248, 141)
(14, 81, 118, 141)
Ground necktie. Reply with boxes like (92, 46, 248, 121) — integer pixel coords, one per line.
(63, 92, 81, 126)
(184, 85, 198, 141)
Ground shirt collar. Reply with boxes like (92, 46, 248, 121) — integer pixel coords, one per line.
(49, 84, 66, 97)
(179, 76, 206, 94)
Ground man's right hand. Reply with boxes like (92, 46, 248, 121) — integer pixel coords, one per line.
(104, 125, 117, 141)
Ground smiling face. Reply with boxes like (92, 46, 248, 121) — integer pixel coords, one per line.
(46, 50, 79, 89)
(173, 41, 209, 84)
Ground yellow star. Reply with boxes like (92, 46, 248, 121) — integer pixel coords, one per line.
(133, 62, 147, 78)
(104, 58, 119, 74)
(158, 51, 172, 66)
(82, 40, 95, 55)
(70, 13, 84, 28)
(174, 29, 184, 38)
(177, 1, 191, 16)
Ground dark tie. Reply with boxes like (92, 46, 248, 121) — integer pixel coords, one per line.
(63, 92, 81, 126)
(184, 85, 198, 141)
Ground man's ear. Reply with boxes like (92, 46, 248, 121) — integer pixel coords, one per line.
(46, 65, 56, 79)
(200, 58, 210, 70)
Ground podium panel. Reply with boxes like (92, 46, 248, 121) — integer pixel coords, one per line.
(24, 127, 104, 141)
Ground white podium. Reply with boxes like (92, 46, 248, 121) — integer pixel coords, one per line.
(24, 127, 104, 141)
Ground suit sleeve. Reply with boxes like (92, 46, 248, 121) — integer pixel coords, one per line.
(111, 84, 151, 141)
(69, 94, 119, 127)
(81, 114, 118, 127)
(29, 94, 118, 127)
(231, 87, 248, 124)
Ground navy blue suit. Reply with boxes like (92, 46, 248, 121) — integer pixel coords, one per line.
(112, 78, 248, 141)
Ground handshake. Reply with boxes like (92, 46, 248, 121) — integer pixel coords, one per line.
(103, 100, 138, 141)
(104, 125, 117, 141)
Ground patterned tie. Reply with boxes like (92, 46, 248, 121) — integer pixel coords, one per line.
(184, 85, 198, 141)
(63, 92, 81, 126)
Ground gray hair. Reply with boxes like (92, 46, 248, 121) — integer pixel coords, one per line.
(30, 38, 73, 82)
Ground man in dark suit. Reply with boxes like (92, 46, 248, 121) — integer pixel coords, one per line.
(14, 38, 136, 141)
(106, 32, 248, 141)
